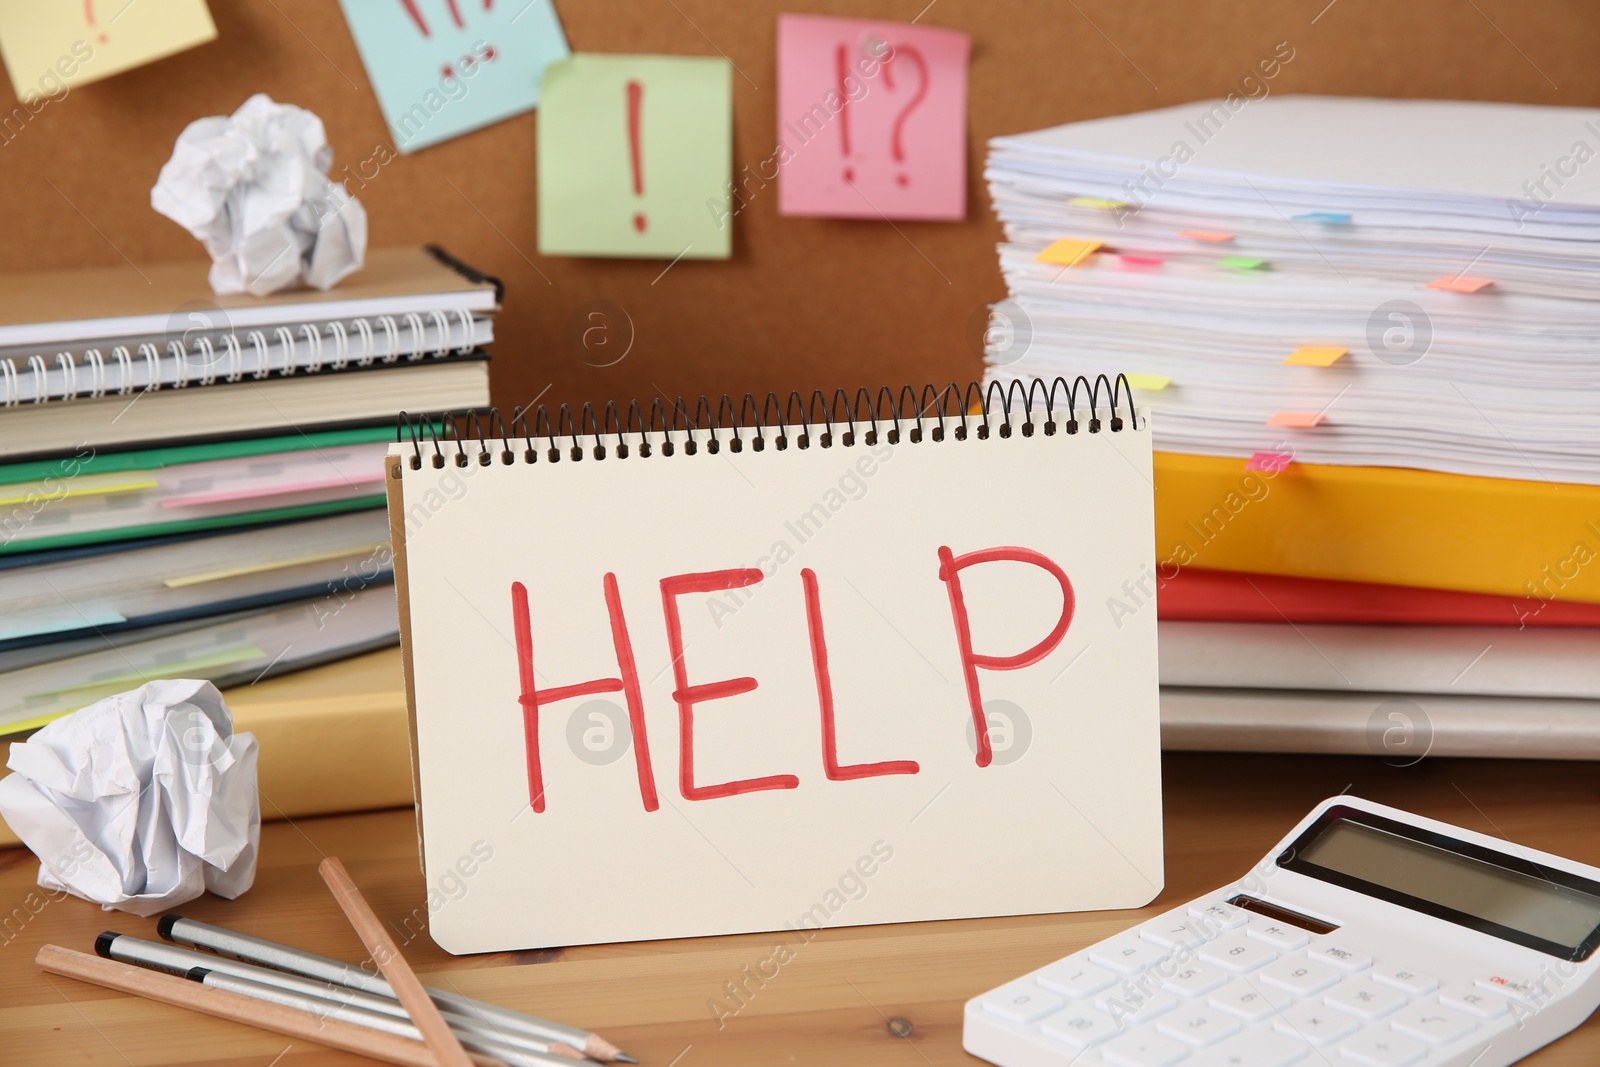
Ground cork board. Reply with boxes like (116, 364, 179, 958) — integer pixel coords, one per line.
(1, 0, 1594, 415)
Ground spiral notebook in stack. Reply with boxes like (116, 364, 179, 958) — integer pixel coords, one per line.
(385, 379, 1162, 952)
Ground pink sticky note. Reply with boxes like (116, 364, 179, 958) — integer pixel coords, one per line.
(1246, 451, 1294, 472)
(1267, 412, 1325, 428)
(1426, 275, 1494, 294)
(776, 14, 970, 220)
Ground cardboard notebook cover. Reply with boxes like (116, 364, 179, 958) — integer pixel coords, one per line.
(385, 388, 1163, 953)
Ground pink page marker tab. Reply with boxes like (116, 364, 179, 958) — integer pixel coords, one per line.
(1268, 412, 1325, 428)
(1179, 230, 1234, 242)
(777, 14, 970, 221)
(1246, 451, 1293, 472)
(1118, 254, 1164, 269)
(1426, 276, 1494, 293)
(160, 470, 386, 508)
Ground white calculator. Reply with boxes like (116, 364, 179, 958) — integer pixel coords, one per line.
(964, 795, 1600, 1067)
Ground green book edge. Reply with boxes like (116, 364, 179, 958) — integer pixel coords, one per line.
(0, 496, 387, 555)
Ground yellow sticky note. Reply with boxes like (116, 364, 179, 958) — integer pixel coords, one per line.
(1035, 238, 1102, 267)
(1069, 197, 1128, 210)
(1268, 412, 1325, 428)
(1124, 373, 1172, 391)
(0, 0, 215, 102)
(1284, 346, 1348, 367)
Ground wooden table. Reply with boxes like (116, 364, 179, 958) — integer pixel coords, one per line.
(4, 752, 1598, 1066)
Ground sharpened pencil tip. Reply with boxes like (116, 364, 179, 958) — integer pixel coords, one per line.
(614, 1055, 639, 1064)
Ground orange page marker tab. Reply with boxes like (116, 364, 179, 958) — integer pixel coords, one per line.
(1283, 346, 1347, 367)
(1246, 451, 1293, 472)
(1179, 230, 1234, 242)
(1426, 276, 1494, 294)
(1035, 238, 1102, 267)
(1268, 412, 1325, 428)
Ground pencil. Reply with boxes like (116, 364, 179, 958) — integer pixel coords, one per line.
(319, 856, 476, 1067)
(97, 931, 587, 1061)
(189, 967, 575, 1067)
(159, 913, 638, 1062)
(35, 944, 509, 1067)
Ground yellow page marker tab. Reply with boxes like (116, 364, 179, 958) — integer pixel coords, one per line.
(1069, 197, 1128, 209)
(165, 543, 390, 588)
(1426, 276, 1493, 294)
(1179, 230, 1234, 242)
(1035, 238, 1102, 266)
(1284, 346, 1348, 367)
(0, 477, 156, 507)
(1268, 412, 1325, 428)
(1124, 373, 1172, 391)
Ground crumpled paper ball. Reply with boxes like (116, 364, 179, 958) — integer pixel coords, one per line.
(0, 680, 259, 917)
(152, 93, 367, 296)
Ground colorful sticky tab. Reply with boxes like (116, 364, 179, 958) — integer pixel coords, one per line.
(776, 15, 970, 221)
(0, 0, 215, 102)
(1124, 373, 1172, 391)
(538, 54, 733, 260)
(1268, 412, 1325, 428)
(1246, 452, 1294, 472)
(338, 0, 569, 153)
(1179, 230, 1234, 243)
(1294, 212, 1351, 224)
(1117, 254, 1164, 269)
(1069, 197, 1128, 210)
(1283, 346, 1348, 367)
(1035, 238, 1102, 267)
(1219, 257, 1267, 270)
(1426, 276, 1494, 294)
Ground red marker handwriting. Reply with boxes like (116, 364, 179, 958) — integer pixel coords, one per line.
(836, 44, 854, 183)
(882, 45, 929, 188)
(627, 79, 647, 233)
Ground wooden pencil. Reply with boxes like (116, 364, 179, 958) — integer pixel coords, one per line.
(35, 944, 508, 1067)
(319, 855, 477, 1067)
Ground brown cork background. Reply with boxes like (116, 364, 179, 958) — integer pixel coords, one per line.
(2, 1, 1596, 416)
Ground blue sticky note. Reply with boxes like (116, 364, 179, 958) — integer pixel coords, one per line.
(338, 0, 570, 153)
(1293, 211, 1352, 225)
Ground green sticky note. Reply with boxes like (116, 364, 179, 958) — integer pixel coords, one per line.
(1219, 256, 1267, 270)
(538, 54, 732, 259)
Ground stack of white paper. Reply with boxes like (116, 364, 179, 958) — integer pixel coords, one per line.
(983, 96, 1600, 484)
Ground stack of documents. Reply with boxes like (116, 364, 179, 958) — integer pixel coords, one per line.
(980, 97, 1600, 757)
(0, 247, 498, 735)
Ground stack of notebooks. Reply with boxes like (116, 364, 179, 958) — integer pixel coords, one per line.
(0, 247, 496, 736)
(982, 96, 1600, 758)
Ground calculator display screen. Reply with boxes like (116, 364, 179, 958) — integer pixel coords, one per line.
(1282, 807, 1600, 961)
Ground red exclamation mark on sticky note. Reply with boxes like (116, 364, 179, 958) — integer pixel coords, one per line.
(627, 80, 646, 233)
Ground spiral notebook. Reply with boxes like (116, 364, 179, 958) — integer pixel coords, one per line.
(384, 379, 1162, 952)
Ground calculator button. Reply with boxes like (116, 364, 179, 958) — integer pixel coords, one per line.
(980, 981, 1063, 1023)
(1439, 983, 1509, 1019)
(1199, 933, 1277, 974)
(1095, 984, 1179, 1024)
(1192, 1029, 1308, 1067)
(1157, 1005, 1242, 1047)
(1102, 1030, 1190, 1067)
(1306, 943, 1372, 972)
(1091, 935, 1172, 975)
(1390, 1004, 1476, 1045)
(1143, 915, 1215, 950)
(1337, 1028, 1426, 1066)
(1039, 1005, 1121, 1050)
(1245, 919, 1309, 951)
(1260, 958, 1339, 996)
(1037, 959, 1116, 999)
(1475, 974, 1541, 1001)
(1160, 962, 1229, 998)
(1371, 965, 1437, 996)
(1210, 979, 1291, 1022)
(1189, 901, 1249, 930)
(1273, 1002, 1358, 1045)
(1325, 978, 1407, 1021)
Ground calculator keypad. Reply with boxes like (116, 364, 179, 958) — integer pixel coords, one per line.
(970, 896, 1524, 1067)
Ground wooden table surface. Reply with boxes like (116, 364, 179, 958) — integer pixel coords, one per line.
(4, 751, 1598, 1066)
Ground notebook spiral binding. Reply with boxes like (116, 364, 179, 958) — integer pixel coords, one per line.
(1, 309, 481, 408)
(398, 374, 1141, 470)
